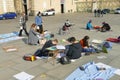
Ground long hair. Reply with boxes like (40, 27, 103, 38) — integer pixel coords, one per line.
(83, 36, 89, 47)
(31, 23, 36, 29)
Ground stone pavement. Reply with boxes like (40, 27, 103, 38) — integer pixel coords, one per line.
(0, 13, 120, 80)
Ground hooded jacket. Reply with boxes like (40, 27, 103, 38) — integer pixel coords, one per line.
(66, 42, 82, 59)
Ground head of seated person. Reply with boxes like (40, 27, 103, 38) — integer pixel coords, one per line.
(67, 37, 76, 43)
(80, 36, 90, 48)
(52, 39, 58, 45)
(31, 23, 37, 30)
(86, 20, 93, 30)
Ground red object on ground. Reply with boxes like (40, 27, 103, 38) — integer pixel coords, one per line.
(106, 38, 120, 43)
(94, 26, 101, 29)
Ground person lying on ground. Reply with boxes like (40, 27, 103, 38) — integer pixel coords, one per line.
(40, 39, 58, 56)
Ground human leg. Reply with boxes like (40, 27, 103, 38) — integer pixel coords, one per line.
(23, 27, 29, 36)
(19, 29, 23, 36)
(39, 25, 43, 34)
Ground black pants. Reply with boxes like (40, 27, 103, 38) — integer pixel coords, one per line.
(38, 25, 43, 34)
(19, 27, 29, 36)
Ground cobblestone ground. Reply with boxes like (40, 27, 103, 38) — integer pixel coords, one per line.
(0, 13, 120, 80)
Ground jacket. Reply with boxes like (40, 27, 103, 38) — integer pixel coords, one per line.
(28, 28, 40, 45)
(66, 42, 82, 59)
(41, 40, 56, 56)
(35, 16, 42, 26)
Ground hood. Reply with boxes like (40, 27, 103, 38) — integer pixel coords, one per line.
(71, 43, 81, 49)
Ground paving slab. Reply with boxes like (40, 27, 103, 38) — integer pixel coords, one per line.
(0, 13, 120, 80)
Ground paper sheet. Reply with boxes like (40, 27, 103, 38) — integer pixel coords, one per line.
(95, 62, 111, 69)
(92, 39, 103, 44)
(97, 56, 107, 59)
(56, 45, 65, 49)
(46, 46, 57, 50)
(13, 71, 34, 80)
(114, 69, 120, 76)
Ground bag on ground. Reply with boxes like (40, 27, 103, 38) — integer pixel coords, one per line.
(103, 42, 112, 48)
(60, 56, 71, 65)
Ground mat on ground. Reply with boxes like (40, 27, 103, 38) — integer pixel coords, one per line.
(0, 36, 24, 44)
(65, 62, 117, 80)
(0, 32, 19, 39)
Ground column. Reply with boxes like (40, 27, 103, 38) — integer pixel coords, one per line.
(3, 0, 7, 12)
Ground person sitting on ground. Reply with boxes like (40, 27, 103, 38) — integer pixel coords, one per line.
(64, 19, 72, 28)
(101, 22, 111, 32)
(40, 39, 58, 56)
(28, 23, 41, 45)
(62, 24, 68, 32)
(62, 19, 73, 31)
(86, 20, 93, 30)
(80, 36, 96, 54)
(43, 30, 54, 40)
(66, 37, 82, 59)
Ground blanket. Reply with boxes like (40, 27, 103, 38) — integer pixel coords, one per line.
(65, 62, 116, 80)
(0, 36, 24, 44)
(106, 38, 120, 43)
(0, 32, 19, 39)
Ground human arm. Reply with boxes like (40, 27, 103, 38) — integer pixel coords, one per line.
(66, 46, 73, 58)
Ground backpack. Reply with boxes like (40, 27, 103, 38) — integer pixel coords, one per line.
(59, 56, 71, 65)
(23, 54, 36, 61)
(62, 25, 67, 31)
(103, 42, 112, 48)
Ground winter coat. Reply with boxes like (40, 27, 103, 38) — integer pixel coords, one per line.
(28, 28, 40, 45)
(86, 22, 93, 30)
(35, 16, 42, 26)
(66, 42, 82, 59)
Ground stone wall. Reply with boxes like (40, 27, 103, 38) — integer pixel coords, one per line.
(0, 0, 15, 14)
(76, 0, 120, 12)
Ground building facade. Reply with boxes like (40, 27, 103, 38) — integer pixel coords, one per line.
(28, 0, 76, 15)
(0, 0, 76, 15)
(0, 0, 120, 14)
(0, 0, 15, 14)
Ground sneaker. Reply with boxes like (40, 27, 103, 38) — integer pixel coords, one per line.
(36, 56, 42, 59)
(85, 53, 90, 56)
(70, 59, 76, 62)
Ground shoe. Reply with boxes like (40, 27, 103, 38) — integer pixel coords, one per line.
(85, 53, 90, 56)
(18, 35, 22, 37)
(36, 56, 42, 59)
(70, 59, 76, 62)
(34, 44, 40, 46)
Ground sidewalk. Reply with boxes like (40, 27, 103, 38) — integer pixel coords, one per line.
(0, 13, 120, 80)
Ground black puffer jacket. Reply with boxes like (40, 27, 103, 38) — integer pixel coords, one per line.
(41, 40, 55, 56)
(66, 42, 82, 59)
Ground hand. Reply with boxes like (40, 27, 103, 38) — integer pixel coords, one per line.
(20, 26, 23, 29)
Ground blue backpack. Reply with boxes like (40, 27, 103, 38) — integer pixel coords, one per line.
(103, 42, 112, 48)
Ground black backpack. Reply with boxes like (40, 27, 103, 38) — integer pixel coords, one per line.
(59, 56, 71, 65)
(62, 25, 67, 31)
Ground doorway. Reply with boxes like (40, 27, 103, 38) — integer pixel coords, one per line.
(61, 4, 64, 13)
